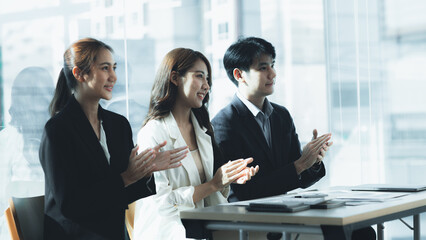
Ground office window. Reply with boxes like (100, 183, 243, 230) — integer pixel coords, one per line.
(218, 22, 228, 39)
(132, 12, 138, 25)
(143, 2, 149, 26)
(105, 0, 113, 8)
(323, 0, 426, 236)
(331, 82, 370, 108)
(96, 22, 101, 35)
(204, 0, 211, 11)
(106, 16, 113, 35)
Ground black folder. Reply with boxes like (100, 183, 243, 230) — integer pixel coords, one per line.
(246, 202, 309, 213)
(310, 200, 345, 209)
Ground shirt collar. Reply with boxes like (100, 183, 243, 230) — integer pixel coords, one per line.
(236, 91, 273, 118)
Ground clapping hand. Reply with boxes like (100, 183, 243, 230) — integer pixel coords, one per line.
(121, 145, 156, 187)
(311, 129, 333, 164)
(211, 158, 258, 190)
(151, 141, 188, 172)
(235, 161, 259, 184)
(294, 130, 332, 175)
(122, 141, 188, 187)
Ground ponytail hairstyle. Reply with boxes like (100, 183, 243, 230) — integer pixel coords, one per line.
(144, 48, 214, 135)
(49, 38, 113, 116)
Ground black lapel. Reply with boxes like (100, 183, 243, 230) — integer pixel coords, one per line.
(231, 95, 274, 162)
(68, 96, 110, 169)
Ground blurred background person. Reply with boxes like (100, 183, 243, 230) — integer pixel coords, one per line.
(0, 67, 54, 237)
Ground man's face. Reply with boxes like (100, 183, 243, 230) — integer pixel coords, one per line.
(240, 54, 276, 99)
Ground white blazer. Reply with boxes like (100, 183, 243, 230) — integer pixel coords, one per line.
(133, 111, 229, 240)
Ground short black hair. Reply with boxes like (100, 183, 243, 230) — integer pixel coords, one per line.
(223, 37, 276, 86)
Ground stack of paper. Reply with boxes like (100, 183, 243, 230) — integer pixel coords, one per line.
(325, 190, 407, 205)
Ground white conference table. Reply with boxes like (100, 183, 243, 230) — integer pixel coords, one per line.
(181, 189, 426, 240)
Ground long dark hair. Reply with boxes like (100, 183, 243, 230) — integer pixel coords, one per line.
(144, 48, 214, 135)
(49, 38, 113, 116)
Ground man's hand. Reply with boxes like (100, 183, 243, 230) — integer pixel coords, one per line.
(311, 129, 333, 164)
(294, 130, 332, 175)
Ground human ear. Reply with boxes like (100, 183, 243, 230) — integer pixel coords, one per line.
(72, 67, 85, 82)
(170, 71, 179, 86)
(233, 68, 245, 83)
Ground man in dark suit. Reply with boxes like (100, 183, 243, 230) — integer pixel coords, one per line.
(212, 37, 330, 202)
(212, 37, 375, 240)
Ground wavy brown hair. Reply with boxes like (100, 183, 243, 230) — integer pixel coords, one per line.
(144, 48, 213, 134)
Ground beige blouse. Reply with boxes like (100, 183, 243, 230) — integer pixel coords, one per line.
(191, 149, 206, 183)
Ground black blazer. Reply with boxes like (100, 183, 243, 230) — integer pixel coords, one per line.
(39, 96, 155, 240)
(211, 95, 325, 201)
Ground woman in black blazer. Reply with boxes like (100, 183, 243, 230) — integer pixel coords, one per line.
(39, 38, 188, 239)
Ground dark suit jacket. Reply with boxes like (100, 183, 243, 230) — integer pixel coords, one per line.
(39, 95, 155, 240)
(211, 95, 325, 202)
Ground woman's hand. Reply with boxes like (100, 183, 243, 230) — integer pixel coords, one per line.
(211, 158, 253, 191)
(151, 141, 188, 172)
(193, 158, 257, 203)
(121, 141, 188, 187)
(121, 145, 156, 187)
(235, 164, 260, 184)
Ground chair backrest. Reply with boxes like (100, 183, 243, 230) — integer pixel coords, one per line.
(8, 195, 45, 240)
(5, 206, 20, 240)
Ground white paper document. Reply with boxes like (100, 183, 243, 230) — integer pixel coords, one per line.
(325, 190, 408, 202)
(224, 189, 409, 207)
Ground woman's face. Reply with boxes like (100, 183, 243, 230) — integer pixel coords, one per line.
(175, 59, 210, 109)
(81, 48, 117, 101)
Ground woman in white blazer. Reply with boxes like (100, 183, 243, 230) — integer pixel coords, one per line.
(133, 48, 259, 239)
